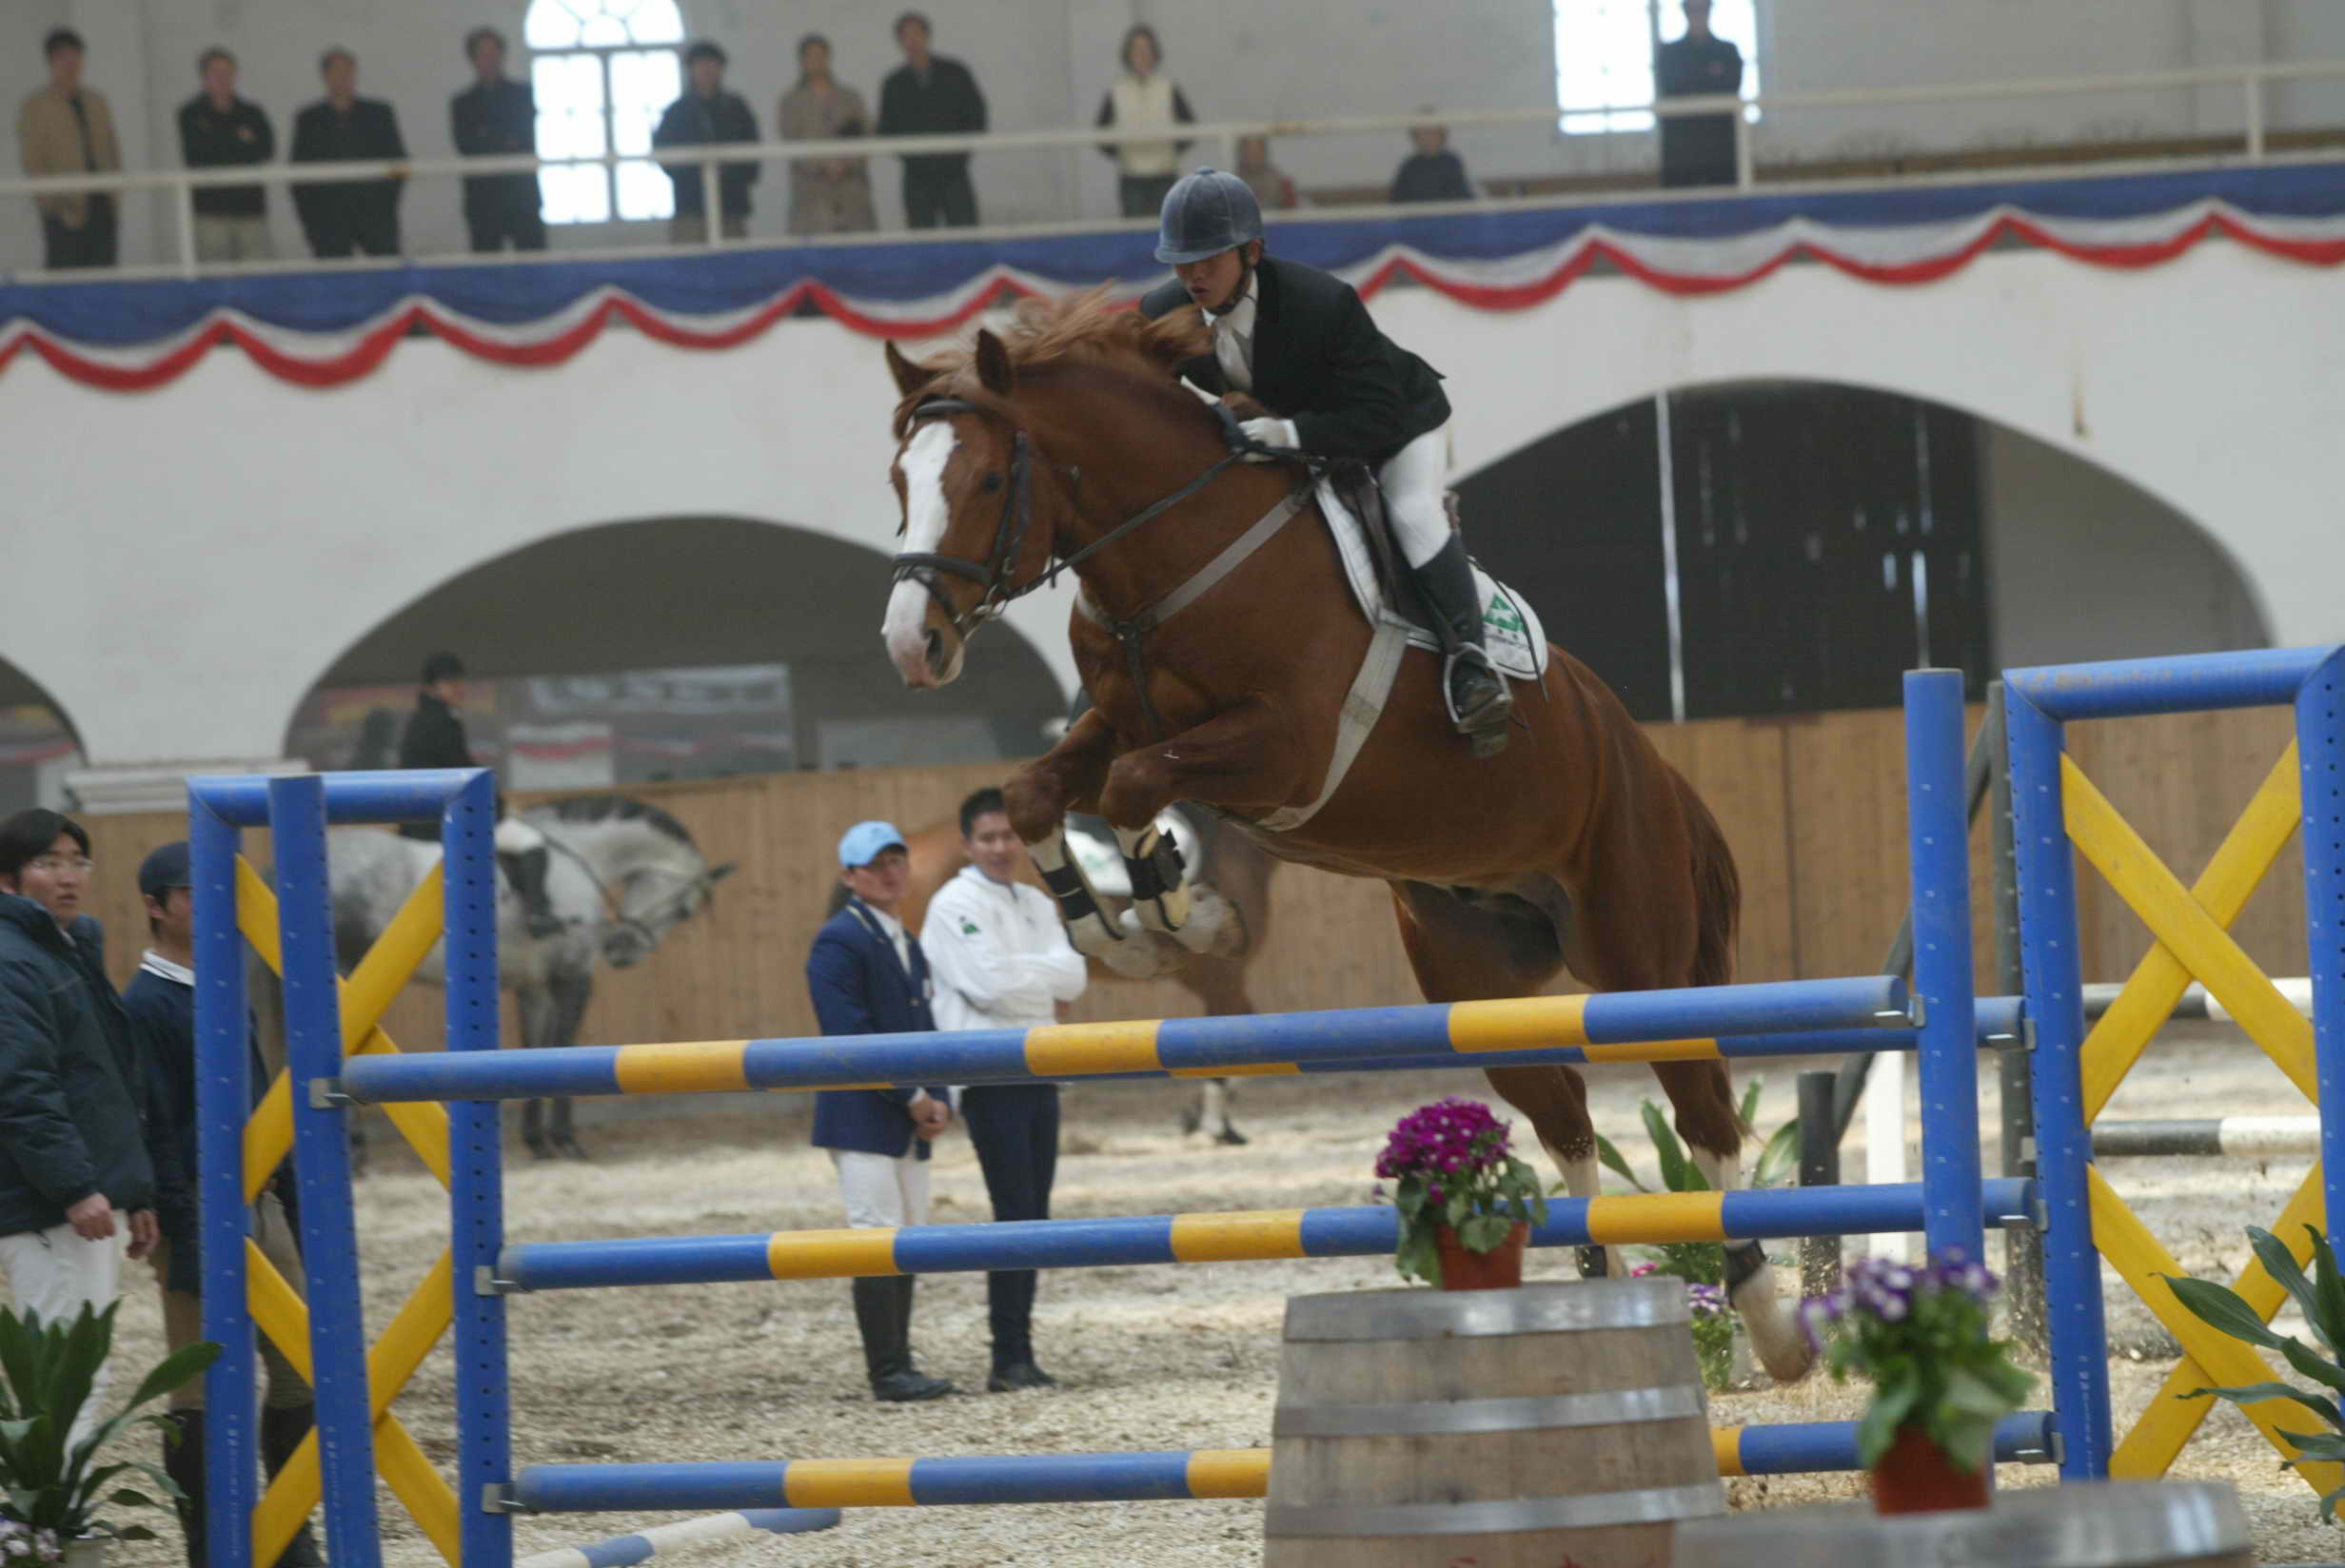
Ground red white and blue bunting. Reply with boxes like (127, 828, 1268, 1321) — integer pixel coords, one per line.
(4, 161, 2340, 392)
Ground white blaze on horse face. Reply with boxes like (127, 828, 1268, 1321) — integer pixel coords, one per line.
(885, 421, 962, 688)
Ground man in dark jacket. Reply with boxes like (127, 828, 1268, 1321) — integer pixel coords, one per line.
(1138, 167, 1512, 754)
(124, 843, 322, 1568)
(807, 820, 956, 1402)
(876, 11, 985, 228)
(177, 48, 274, 262)
(451, 27, 543, 253)
(396, 651, 562, 938)
(290, 48, 406, 258)
(1656, 0, 1744, 188)
(653, 40, 759, 243)
(0, 809, 168, 1451)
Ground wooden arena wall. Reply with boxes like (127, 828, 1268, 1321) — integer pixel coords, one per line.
(75, 704, 2306, 1053)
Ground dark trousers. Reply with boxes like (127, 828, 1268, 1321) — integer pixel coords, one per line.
(903, 165, 978, 229)
(40, 197, 116, 269)
(963, 1083, 1058, 1366)
(466, 207, 547, 252)
(308, 216, 400, 259)
(1118, 174, 1176, 219)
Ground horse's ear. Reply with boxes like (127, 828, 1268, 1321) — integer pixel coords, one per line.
(707, 861, 739, 883)
(884, 339, 930, 397)
(973, 329, 1015, 396)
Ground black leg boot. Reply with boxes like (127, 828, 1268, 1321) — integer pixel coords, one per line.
(884, 1275, 955, 1401)
(159, 1409, 206, 1568)
(1409, 534, 1513, 756)
(258, 1404, 326, 1568)
(499, 847, 564, 939)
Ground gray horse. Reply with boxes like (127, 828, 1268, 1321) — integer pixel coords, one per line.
(323, 794, 734, 1159)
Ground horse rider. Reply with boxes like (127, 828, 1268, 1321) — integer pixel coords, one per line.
(395, 651, 562, 938)
(1138, 166, 1512, 755)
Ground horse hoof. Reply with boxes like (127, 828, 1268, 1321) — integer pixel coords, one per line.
(1576, 1245, 1610, 1280)
(556, 1139, 590, 1161)
(1214, 1127, 1249, 1147)
(524, 1139, 553, 1161)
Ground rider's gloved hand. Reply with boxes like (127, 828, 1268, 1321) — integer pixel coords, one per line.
(1239, 416, 1300, 461)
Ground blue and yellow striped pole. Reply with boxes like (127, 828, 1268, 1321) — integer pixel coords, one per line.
(341, 974, 1928, 1106)
(510, 1413, 2059, 1513)
(496, 1179, 2037, 1291)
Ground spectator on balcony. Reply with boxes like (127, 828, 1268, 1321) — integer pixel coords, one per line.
(1656, 0, 1744, 188)
(779, 33, 875, 235)
(17, 28, 121, 271)
(877, 11, 985, 229)
(1094, 25, 1194, 220)
(653, 40, 759, 244)
(177, 48, 274, 264)
(291, 49, 408, 259)
(1389, 121, 1474, 205)
(1235, 133, 1298, 212)
(451, 26, 545, 253)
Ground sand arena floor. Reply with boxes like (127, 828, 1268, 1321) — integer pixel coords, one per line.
(75, 1020, 2345, 1566)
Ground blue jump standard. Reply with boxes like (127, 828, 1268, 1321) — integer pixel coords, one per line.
(494, 1179, 2040, 1291)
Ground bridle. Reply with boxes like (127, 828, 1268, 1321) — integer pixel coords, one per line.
(887, 395, 1260, 644)
(890, 392, 1320, 741)
(541, 832, 708, 952)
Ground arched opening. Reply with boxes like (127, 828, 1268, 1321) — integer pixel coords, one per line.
(1455, 380, 2266, 722)
(282, 517, 1066, 781)
(0, 657, 85, 813)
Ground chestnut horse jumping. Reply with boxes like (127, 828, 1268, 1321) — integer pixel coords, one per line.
(877, 295, 1810, 1381)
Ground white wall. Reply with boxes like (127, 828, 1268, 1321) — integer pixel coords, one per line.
(1980, 422, 2266, 669)
(11, 1, 2345, 274)
(1, 231, 2340, 769)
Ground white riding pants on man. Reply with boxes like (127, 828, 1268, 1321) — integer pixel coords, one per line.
(830, 1149, 932, 1228)
(1379, 422, 1454, 568)
(0, 1220, 125, 1449)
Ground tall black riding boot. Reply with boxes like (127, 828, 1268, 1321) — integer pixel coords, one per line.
(498, 846, 564, 938)
(1409, 534, 1513, 756)
(160, 1408, 207, 1568)
(883, 1275, 955, 1401)
(259, 1403, 327, 1568)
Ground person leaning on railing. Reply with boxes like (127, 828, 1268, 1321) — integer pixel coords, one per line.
(17, 27, 121, 270)
(779, 32, 875, 235)
(654, 39, 760, 244)
(177, 47, 275, 265)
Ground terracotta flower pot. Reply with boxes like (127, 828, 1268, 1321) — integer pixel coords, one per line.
(1871, 1421, 1992, 1514)
(1433, 1221, 1528, 1290)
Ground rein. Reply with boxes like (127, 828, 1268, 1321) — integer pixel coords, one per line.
(540, 831, 701, 949)
(890, 396, 1316, 738)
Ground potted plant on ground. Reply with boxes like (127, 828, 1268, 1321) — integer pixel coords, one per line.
(2164, 1222, 2345, 1520)
(1802, 1250, 2034, 1513)
(1378, 1097, 1548, 1290)
(0, 1301, 219, 1567)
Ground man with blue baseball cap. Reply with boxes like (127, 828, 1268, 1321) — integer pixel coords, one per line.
(806, 819, 956, 1401)
(1139, 167, 1513, 755)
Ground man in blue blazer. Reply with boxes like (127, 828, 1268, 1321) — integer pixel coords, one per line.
(807, 820, 956, 1401)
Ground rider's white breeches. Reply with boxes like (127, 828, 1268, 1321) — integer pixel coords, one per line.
(493, 818, 545, 855)
(1379, 423, 1453, 568)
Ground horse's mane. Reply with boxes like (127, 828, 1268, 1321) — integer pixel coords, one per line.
(537, 794, 699, 850)
(891, 288, 1212, 438)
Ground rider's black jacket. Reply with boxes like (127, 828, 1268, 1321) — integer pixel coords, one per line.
(1138, 254, 1449, 464)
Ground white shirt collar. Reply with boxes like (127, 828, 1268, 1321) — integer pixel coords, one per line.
(1202, 280, 1257, 339)
(141, 950, 196, 987)
(859, 902, 907, 941)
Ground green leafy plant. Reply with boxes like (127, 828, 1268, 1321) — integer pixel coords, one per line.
(1376, 1098, 1549, 1287)
(0, 1301, 219, 1545)
(1803, 1251, 2035, 1471)
(2164, 1223, 2345, 1522)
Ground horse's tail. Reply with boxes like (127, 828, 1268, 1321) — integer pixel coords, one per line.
(1679, 771, 1741, 992)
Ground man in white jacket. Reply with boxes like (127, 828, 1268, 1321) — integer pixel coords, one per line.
(920, 787, 1089, 1390)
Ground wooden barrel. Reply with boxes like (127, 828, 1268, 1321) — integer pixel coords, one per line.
(1670, 1480, 2255, 1567)
(1262, 1278, 1723, 1567)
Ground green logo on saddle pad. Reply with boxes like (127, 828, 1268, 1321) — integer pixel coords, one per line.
(960, 919, 980, 935)
(1483, 595, 1526, 637)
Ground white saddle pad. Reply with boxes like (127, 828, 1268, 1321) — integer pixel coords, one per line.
(1314, 479, 1549, 681)
(1063, 808, 1203, 900)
